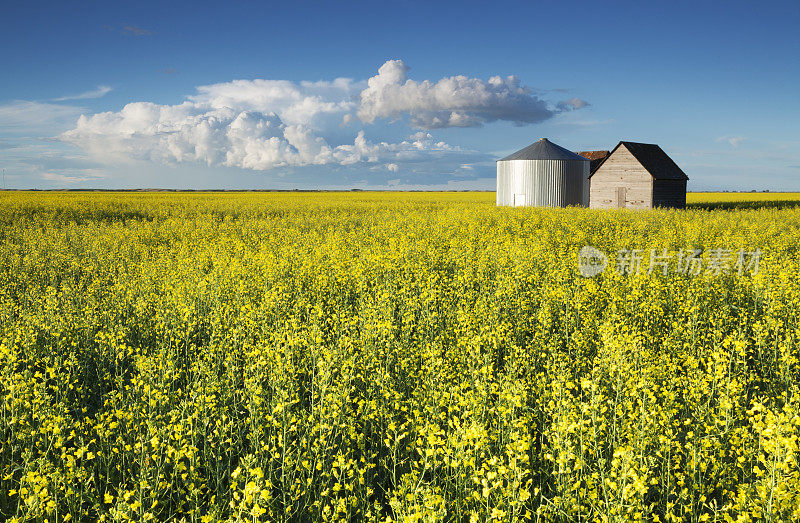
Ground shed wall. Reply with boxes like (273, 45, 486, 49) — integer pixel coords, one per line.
(497, 160, 588, 207)
(589, 146, 653, 209)
(653, 179, 687, 208)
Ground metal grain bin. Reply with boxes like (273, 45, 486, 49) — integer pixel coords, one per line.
(496, 138, 590, 207)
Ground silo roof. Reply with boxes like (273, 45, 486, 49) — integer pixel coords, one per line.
(499, 138, 588, 162)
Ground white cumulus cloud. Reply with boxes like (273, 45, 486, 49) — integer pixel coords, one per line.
(188, 78, 360, 126)
(60, 60, 585, 172)
(61, 101, 456, 171)
(356, 59, 585, 129)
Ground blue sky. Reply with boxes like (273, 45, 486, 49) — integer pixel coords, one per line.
(1, 0, 798, 190)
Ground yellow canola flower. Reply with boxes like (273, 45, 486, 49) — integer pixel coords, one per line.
(0, 191, 798, 522)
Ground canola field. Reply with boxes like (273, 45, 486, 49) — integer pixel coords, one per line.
(1, 191, 799, 522)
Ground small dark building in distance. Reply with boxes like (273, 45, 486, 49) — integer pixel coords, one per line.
(577, 150, 610, 175)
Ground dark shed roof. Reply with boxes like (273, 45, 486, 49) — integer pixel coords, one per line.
(577, 150, 610, 174)
(500, 138, 589, 162)
(590, 141, 689, 180)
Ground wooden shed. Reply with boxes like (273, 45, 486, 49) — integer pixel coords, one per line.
(588, 141, 688, 209)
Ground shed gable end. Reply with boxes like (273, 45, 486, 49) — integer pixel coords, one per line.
(589, 145, 653, 209)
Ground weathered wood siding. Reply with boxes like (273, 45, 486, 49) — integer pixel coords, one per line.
(589, 145, 653, 209)
(653, 179, 687, 208)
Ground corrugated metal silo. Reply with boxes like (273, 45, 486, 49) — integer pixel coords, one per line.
(496, 138, 590, 207)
